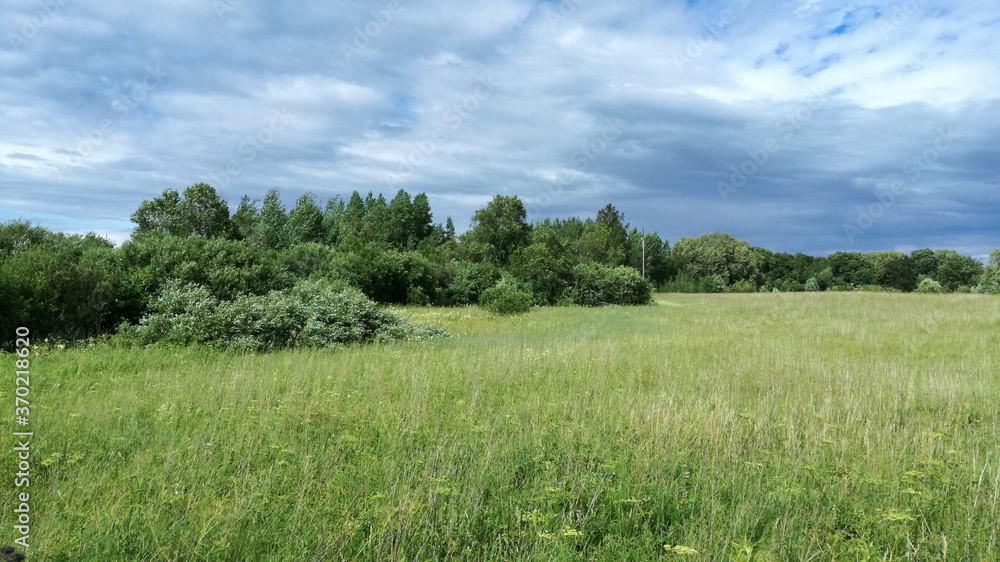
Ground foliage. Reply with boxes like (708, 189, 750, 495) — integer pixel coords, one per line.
(478, 277, 533, 315)
(131, 183, 231, 238)
(672, 232, 757, 285)
(507, 243, 571, 305)
(0, 233, 141, 344)
(328, 244, 436, 305)
(727, 279, 758, 293)
(120, 233, 292, 301)
(660, 273, 699, 293)
(441, 260, 501, 306)
(569, 263, 653, 306)
(936, 252, 984, 291)
(699, 274, 727, 294)
(118, 278, 447, 351)
(626, 229, 672, 286)
(915, 278, 945, 294)
(465, 194, 531, 265)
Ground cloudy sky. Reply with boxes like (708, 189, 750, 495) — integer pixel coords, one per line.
(2, 0, 998, 258)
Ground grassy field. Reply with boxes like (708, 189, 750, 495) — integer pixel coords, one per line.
(3, 293, 1000, 560)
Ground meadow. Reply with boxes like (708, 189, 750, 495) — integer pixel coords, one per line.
(3, 293, 999, 561)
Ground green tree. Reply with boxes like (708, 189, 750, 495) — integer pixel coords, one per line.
(865, 251, 916, 292)
(910, 248, 938, 278)
(360, 193, 391, 246)
(180, 183, 231, 238)
(230, 196, 260, 241)
(410, 193, 434, 245)
(508, 243, 570, 305)
(580, 221, 626, 266)
(255, 189, 288, 250)
(444, 217, 456, 241)
(131, 188, 185, 236)
(131, 184, 230, 238)
(286, 193, 324, 245)
(321, 196, 345, 246)
(626, 229, 671, 285)
(387, 189, 413, 250)
(596, 203, 628, 257)
(936, 253, 983, 291)
(672, 232, 757, 285)
(341, 191, 367, 241)
(466, 195, 531, 265)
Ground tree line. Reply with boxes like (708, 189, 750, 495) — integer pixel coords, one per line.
(1, 183, 997, 345)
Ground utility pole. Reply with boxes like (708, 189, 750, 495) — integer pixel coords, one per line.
(642, 229, 646, 279)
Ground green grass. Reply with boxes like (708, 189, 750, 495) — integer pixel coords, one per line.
(3, 293, 1000, 560)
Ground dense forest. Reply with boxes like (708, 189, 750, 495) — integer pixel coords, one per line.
(1, 183, 998, 348)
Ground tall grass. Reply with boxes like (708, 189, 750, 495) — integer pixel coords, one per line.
(2, 293, 999, 560)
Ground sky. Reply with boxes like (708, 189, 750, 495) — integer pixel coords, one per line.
(1, 0, 998, 259)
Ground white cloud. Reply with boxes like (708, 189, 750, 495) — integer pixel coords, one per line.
(0, 0, 998, 255)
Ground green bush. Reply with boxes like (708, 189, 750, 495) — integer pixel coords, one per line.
(479, 277, 533, 315)
(699, 274, 726, 294)
(443, 260, 501, 305)
(280, 242, 335, 279)
(726, 279, 757, 293)
(570, 264, 653, 306)
(778, 278, 805, 292)
(975, 284, 1000, 294)
(121, 233, 292, 301)
(804, 277, 820, 292)
(915, 278, 945, 294)
(507, 244, 571, 305)
(329, 245, 436, 305)
(117, 279, 447, 351)
(0, 228, 141, 344)
(661, 274, 699, 293)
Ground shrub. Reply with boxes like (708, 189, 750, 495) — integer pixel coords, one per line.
(726, 279, 757, 293)
(914, 278, 945, 294)
(443, 260, 501, 305)
(329, 245, 436, 304)
(0, 230, 140, 345)
(804, 277, 820, 292)
(118, 279, 447, 351)
(778, 278, 805, 292)
(479, 277, 533, 315)
(661, 274, 699, 293)
(280, 242, 335, 279)
(570, 264, 653, 306)
(699, 274, 726, 294)
(975, 283, 1000, 294)
(121, 233, 292, 301)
